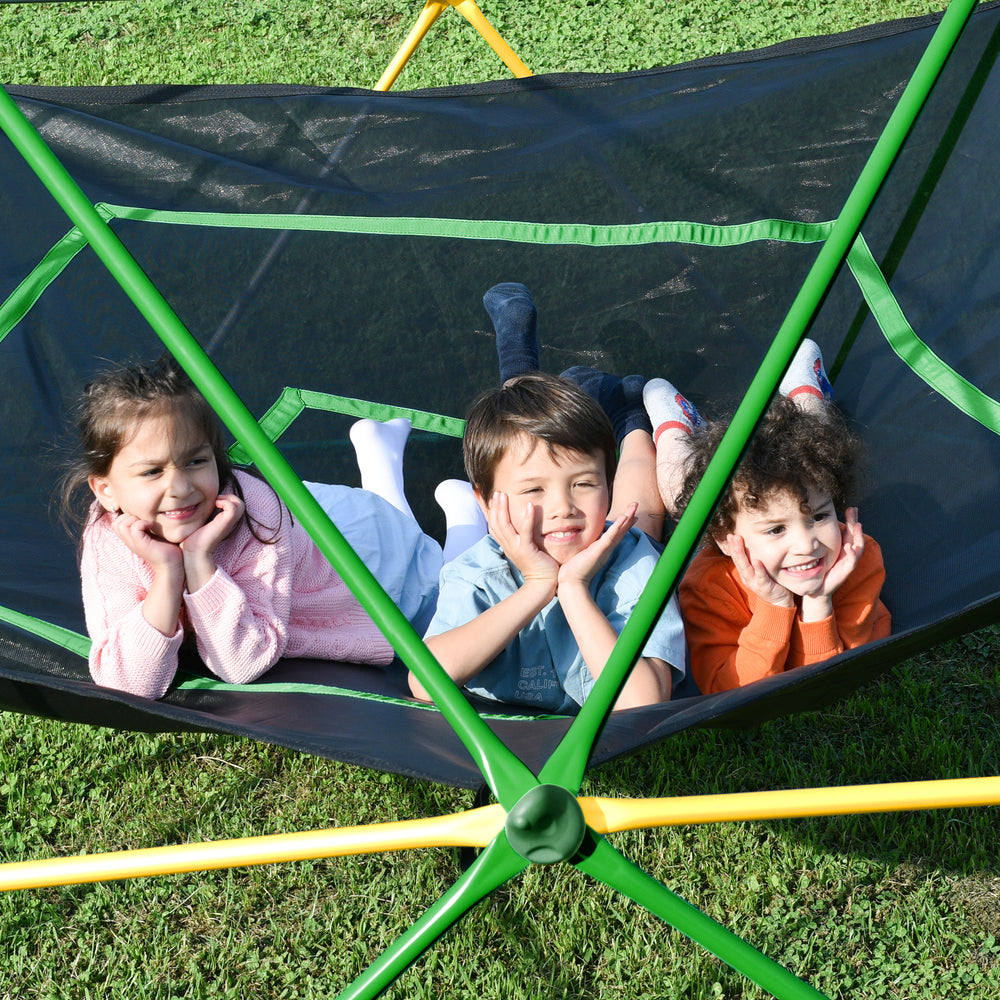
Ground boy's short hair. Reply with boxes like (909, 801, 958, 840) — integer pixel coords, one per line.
(678, 395, 863, 540)
(463, 372, 617, 498)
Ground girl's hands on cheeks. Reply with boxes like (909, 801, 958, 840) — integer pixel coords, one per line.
(487, 492, 558, 596)
(112, 512, 183, 571)
(726, 533, 795, 608)
(181, 494, 244, 559)
(180, 493, 244, 593)
(558, 502, 638, 588)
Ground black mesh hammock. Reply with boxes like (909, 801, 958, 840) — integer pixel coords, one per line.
(3, 3, 1000, 996)
(1, 6, 999, 791)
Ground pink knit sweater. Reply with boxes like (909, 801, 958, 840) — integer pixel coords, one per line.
(82, 470, 394, 699)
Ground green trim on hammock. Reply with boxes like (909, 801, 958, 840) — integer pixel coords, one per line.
(0, 209, 834, 349)
(0, 605, 91, 658)
(228, 387, 465, 466)
(5, 205, 997, 441)
(0, 601, 563, 720)
(174, 675, 567, 720)
(0, 603, 563, 719)
(847, 234, 1000, 435)
(100, 203, 835, 249)
(0, 205, 115, 343)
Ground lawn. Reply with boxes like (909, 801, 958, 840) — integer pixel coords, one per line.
(2, 2, 999, 998)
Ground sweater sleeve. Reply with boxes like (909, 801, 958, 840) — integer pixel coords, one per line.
(182, 509, 295, 684)
(82, 519, 184, 700)
(791, 536, 891, 661)
(681, 552, 798, 694)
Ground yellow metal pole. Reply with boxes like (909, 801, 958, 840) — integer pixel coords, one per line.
(0, 805, 505, 891)
(9, 775, 999, 891)
(375, 0, 449, 91)
(452, 0, 532, 78)
(581, 775, 1000, 833)
(376, 0, 531, 92)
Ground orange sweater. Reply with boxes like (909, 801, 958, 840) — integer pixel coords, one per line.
(680, 534, 891, 694)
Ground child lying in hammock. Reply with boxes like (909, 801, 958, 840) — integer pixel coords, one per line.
(413, 283, 687, 712)
(57, 355, 485, 700)
(643, 340, 892, 694)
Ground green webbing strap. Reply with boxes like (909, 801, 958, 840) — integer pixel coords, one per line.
(0, 604, 563, 720)
(0, 212, 832, 345)
(0, 214, 830, 345)
(7, 199, 1000, 441)
(100, 204, 833, 249)
(175, 676, 565, 720)
(0, 212, 103, 343)
(847, 234, 1000, 434)
(0, 605, 90, 658)
(830, 11, 1000, 384)
(228, 386, 465, 465)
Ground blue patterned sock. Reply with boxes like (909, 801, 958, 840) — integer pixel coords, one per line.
(561, 367, 649, 446)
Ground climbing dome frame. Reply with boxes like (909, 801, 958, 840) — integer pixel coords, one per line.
(2, 1, 1000, 996)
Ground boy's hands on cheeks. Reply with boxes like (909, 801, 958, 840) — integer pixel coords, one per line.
(488, 493, 638, 599)
(557, 502, 638, 589)
(487, 491, 558, 600)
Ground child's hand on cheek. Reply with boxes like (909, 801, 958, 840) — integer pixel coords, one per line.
(181, 494, 244, 592)
(558, 502, 637, 589)
(181, 494, 244, 559)
(112, 512, 183, 570)
(726, 533, 795, 608)
(488, 491, 558, 594)
(816, 507, 865, 598)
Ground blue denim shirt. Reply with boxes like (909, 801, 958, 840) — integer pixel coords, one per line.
(424, 527, 687, 713)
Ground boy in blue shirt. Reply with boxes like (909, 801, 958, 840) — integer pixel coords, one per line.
(411, 284, 686, 713)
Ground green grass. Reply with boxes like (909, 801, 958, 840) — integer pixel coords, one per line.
(2, 1, 999, 998)
(0, 0, 944, 89)
(3, 638, 1000, 998)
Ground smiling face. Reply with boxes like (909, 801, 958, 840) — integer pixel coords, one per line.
(88, 412, 221, 545)
(719, 487, 843, 598)
(478, 433, 611, 565)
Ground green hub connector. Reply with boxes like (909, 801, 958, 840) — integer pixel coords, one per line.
(504, 784, 587, 864)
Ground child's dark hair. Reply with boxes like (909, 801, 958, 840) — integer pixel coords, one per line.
(57, 354, 276, 549)
(677, 395, 863, 541)
(463, 372, 618, 498)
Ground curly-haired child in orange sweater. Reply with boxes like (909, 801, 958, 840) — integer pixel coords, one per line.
(643, 340, 891, 694)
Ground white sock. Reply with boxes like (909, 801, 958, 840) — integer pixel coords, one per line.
(780, 338, 833, 412)
(643, 377, 701, 444)
(349, 416, 414, 519)
(434, 479, 487, 562)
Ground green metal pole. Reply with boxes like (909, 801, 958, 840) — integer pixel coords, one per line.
(336, 836, 528, 1000)
(0, 85, 536, 808)
(576, 837, 830, 1000)
(540, 0, 981, 794)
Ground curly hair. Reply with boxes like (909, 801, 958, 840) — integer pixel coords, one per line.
(463, 371, 617, 499)
(676, 395, 863, 541)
